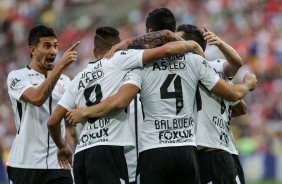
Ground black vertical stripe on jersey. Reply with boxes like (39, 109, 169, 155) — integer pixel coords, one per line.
(195, 86, 202, 111)
(46, 94, 52, 169)
(16, 101, 22, 134)
(140, 98, 145, 120)
(134, 96, 139, 159)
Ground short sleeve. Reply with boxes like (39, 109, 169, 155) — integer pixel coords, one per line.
(57, 84, 76, 111)
(7, 71, 33, 101)
(111, 49, 144, 70)
(192, 54, 220, 90)
(122, 68, 143, 89)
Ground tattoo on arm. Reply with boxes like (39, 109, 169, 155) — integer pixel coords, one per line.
(44, 74, 60, 98)
(66, 125, 78, 151)
(132, 30, 176, 46)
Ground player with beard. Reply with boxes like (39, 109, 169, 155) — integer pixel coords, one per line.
(6, 24, 78, 184)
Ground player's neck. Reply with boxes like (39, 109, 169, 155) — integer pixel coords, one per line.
(29, 61, 49, 76)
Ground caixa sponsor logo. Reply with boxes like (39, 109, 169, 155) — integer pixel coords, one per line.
(159, 129, 193, 140)
(78, 128, 109, 144)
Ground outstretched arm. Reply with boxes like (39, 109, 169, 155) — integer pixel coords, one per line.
(141, 40, 203, 64)
(211, 72, 257, 102)
(104, 30, 183, 58)
(203, 25, 242, 77)
(65, 84, 139, 125)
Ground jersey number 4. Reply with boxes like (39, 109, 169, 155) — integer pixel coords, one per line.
(160, 74, 183, 115)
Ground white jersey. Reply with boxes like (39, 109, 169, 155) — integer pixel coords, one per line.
(7, 66, 70, 169)
(58, 49, 144, 154)
(195, 59, 239, 155)
(123, 53, 220, 152)
(125, 94, 143, 182)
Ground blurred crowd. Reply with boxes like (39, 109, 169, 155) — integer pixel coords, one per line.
(0, 0, 282, 171)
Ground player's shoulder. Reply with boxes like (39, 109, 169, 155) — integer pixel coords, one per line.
(112, 49, 143, 59)
(183, 52, 207, 67)
(8, 67, 27, 78)
(184, 52, 205, 62)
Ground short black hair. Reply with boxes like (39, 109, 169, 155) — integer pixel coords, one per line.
(177, 24, 207, 51)
(28, 24, 57, 46)
(94, 26, 121, 55)
(146, 8, 176, 32)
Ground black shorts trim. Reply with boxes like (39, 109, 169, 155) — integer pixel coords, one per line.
(7, 166, 73, 184)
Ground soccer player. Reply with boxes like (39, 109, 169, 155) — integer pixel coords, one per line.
(6, 24, 78, 184)
(177, 24, 247, 183)
(47, 26, 204, 184)
(65, 8, 257, 184)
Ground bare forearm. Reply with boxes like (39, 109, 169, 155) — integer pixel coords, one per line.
(48, 123, 66, 149)
(47, 105, 68, 149)
(84, 95, 124, 119)
(218, 42, 242, 69)
(229, 83, 251, 101)
(65, 125, 78, 151)
(26, 65, 64, 106)
(165, 41, 203, 57)
(212, 73, 256, 102)
(41, 63, 66, 96)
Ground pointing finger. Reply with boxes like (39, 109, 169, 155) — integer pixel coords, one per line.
(203, 25, 208, 33)
(67, 41, 80, 51)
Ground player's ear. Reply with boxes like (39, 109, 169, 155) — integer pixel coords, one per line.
(29, 46, 36, 58)
(93, 48, 97, 58)
(146, 28, 153, 33)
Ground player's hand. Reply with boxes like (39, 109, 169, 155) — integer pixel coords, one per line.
(57, 146, 73, 170)
(190, 41, 204, 57)
(203, 25, 223, 47)
(58, 41, 80, 68)
(243, 71, 257, 91)
(103, 39, 131, 59)
(65, 108, 87, 125)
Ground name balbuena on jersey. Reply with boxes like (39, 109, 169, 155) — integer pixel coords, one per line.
(123, 53, 220, 152)
(196, 59, 238, 155)
(58, 49, 144, 154)
(7, 66, 70, 169)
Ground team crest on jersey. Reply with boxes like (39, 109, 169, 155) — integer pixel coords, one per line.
(56, 82, 65, 94)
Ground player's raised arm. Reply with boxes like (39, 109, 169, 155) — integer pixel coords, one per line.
(22, 41, 80, 106)
(203, 25, 242, 77)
